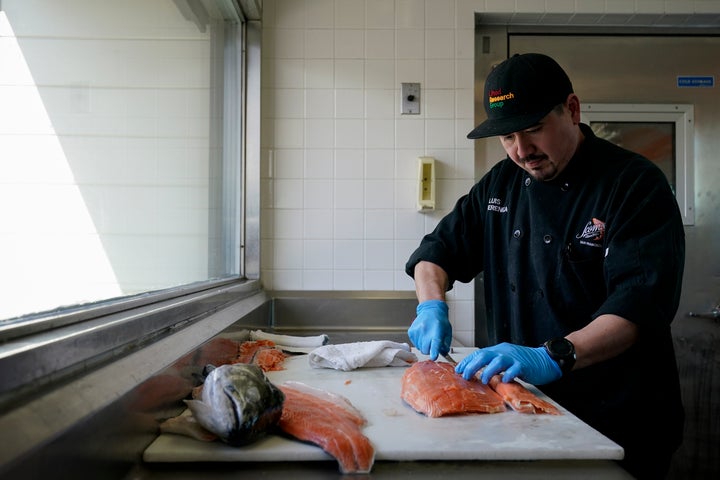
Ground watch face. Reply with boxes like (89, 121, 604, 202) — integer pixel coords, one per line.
(549, 338, 573, 356)
(545, 338, 575, 374)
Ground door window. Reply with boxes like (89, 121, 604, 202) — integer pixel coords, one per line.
(581, 104, 695, 225)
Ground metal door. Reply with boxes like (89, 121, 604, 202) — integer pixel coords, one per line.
(474, 31, 719, 478)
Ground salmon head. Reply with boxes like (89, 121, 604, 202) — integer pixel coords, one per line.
(185, 363, 285, 446)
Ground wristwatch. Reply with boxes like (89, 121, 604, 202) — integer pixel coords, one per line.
(543, 337, 576, 374)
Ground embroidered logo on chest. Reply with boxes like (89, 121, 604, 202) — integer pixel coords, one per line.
(576, 218, 605, 247)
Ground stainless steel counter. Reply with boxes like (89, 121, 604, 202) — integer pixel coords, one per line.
(129, 459, 633, 479)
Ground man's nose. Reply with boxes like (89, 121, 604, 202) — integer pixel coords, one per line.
(515, 134, 534, 159)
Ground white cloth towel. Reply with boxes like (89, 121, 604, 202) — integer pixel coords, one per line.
(250, 329, 329, 348)
(308, 340, 418, 371)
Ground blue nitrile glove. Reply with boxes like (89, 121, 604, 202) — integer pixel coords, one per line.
(408, 300, 451, 361)
(455, 342, 562, 385)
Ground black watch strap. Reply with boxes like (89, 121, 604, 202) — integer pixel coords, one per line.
(543, 337, 576, 374)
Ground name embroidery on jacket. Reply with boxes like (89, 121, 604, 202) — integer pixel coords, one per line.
(487, 197, 508, 213)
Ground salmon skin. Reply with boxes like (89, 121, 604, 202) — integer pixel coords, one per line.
(401, 360, 506, 417)
(488, 375, 561, 415)
(184, 364, 285, 446)
(278, 381, 375, 474)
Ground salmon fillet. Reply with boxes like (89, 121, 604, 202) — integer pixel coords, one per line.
(253, 347, 288, 371)
(236, 339, 275, 363)
(401, 360, 506, 417)
(278, 382, 375, 474)
(488, 375, 561, 415)
(233, 339, 289, 371)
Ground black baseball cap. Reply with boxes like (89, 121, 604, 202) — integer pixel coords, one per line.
(467, 53, 574, 139)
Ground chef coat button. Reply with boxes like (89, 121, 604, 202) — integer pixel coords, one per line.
(513, 229, 522, 238)
(524, 177, 531, 187)
(543, 234, 552, 244)
(561, 182, 570, 191)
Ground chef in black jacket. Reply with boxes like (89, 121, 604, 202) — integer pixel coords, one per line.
(405, 53, 684, 480)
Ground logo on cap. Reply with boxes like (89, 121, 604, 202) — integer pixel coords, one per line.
(488, 89, 515, 109)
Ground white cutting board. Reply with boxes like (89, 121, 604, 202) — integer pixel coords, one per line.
(143, 348, 623, 463)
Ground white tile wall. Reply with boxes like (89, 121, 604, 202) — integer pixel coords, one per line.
(261, 0, 717, 346)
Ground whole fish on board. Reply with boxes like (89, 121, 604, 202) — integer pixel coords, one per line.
(185, 363, 285, 446)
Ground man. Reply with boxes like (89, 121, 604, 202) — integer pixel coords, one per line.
(406, 53, 684, 479)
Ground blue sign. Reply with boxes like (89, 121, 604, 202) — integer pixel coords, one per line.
(677, 76, 714, 88)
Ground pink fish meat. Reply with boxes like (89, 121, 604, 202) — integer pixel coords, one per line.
(401, 360, 506, 417)
(278, 381, 375, 474)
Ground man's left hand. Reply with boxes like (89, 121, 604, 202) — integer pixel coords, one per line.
(455, 342, 562, 385)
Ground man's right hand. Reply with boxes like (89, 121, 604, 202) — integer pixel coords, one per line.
(408, 300, 451, 361)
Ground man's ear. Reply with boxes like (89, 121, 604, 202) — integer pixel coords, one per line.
(566, 94, 582, 124)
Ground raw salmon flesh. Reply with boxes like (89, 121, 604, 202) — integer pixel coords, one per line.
(401, 360, 506, 417)
(278, 381, 375, 474)
(488, 375, 560, 415)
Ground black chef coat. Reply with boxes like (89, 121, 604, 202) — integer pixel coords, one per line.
(406, 124, 685, 467)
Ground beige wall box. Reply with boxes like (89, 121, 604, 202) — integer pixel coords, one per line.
(417, 156, 436, 212)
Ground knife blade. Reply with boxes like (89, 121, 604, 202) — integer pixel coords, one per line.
(441, 352, 458, 365)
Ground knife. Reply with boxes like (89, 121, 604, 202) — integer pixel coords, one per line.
(441, 352, 458, 365)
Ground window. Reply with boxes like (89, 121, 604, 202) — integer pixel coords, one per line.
(0, 0, 262, 396)
(0, 0, 260, 326)
(581, 103, 695, 225)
